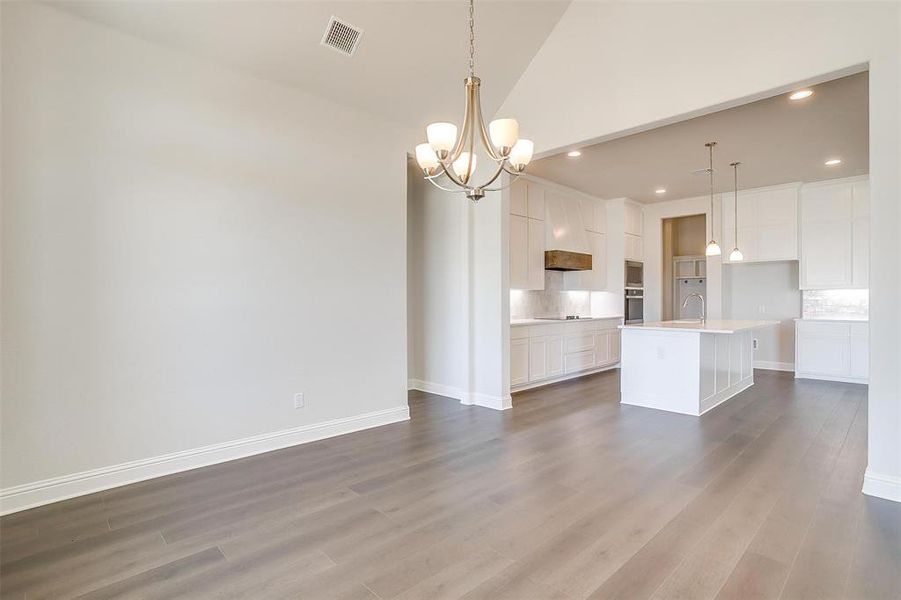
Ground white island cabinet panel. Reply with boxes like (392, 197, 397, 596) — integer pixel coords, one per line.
(620, 320, 775, 416)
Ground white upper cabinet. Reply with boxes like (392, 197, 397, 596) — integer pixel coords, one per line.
(565, 230, 607, 291)
(799, 177, 868, 289)
(624, 234, 643, 262)
(509, 180, 547, 291)
(624, 202, 643, 236)
(510, 180, 546, 220)
(722, 184, 799, 263)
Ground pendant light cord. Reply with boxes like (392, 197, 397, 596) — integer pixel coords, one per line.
(733, 162, 740, 244)
(468, 0, 475, 77)
(707, 142, 716, 239)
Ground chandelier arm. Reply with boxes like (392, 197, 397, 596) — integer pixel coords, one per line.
(424, 176, 466, 193)
(483, 171, 524, 192)
(472, 83, 502, 161)
(449, 80, 475, 163)
(436, 160, 471, 190)
(475, 158, 508, 190)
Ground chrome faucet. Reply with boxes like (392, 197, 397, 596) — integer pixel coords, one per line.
(682, 292, 706, 323)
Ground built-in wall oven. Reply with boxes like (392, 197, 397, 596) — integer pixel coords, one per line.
(624, 261, 644, 324)
(624, 288, 644, 324)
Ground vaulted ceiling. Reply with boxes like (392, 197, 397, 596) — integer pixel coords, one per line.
(46, 1, 571, 130)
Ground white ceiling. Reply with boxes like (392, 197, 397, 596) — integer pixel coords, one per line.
(46, 1, 570, 131)
(528, 72, 869, 203)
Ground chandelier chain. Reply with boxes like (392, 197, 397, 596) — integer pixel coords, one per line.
(468, 0, 475, 76)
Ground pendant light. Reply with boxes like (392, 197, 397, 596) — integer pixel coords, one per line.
(412, 0, 533, 202)
(728, 161, 744, 262)
(704, 141, 722, 256)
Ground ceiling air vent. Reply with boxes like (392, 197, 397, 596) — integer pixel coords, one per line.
(320, 16, 363, 57)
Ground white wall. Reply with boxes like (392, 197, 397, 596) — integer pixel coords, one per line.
(500, 0, 900, 502)
(406, 160, 467, 395)
(1, 3, 412, 507)
(723, 262, 801, 369)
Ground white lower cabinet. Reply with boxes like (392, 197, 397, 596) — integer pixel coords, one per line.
(795, 319, 868, 383)
(510, 338, 530, 386)
(511, 319, 622, 390)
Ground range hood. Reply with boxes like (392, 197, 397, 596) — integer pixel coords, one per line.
(545, 250, 592, 271)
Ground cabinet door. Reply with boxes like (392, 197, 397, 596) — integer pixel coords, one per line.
(527, 182, 546, 220)
(595, 330, 611, 366)
(625, 234, 643, 262)
(796, 333, 850, 377)
(625, 203, 643, 236)
(509, 215, 529, 289)
(529, 337, 548, 381)
(757, 223, 797, 261)
(800, 220, 852, 288)
(528, 218, 546, 290)
(510, 339, 530, 386)
(510, 179, 528, 217)
(609, 330, 622, 362)
(849, 333, 869, 379)
(546, 335, 564, 377)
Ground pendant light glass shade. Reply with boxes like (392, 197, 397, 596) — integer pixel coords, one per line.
(729, 247, 744, 261)
(426, 122, 457, 154)
(452, 152, 477, 181)
(509, 139, 534, 170)
(488, 118, 519, 150)
(415, 143, 439, 171)
(706, 241, 722, 256)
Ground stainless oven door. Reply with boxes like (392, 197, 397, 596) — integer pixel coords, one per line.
(624, 295, 644, 324)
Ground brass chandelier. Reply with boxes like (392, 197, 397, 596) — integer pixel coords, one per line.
(413, 0, 534, 202)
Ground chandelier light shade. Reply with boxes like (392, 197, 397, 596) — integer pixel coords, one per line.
(413, 0, 533, 202)
(704, 141, 722, 257)
(729, 161, 744, 262)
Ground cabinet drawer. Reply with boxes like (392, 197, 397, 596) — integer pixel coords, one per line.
(564, 333, 595, 354)
(796, 321, 850, 338)
(565, 350, 595, 374)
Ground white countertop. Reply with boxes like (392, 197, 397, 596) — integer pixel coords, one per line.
(794, 317, 868, 323)
(621, 319, 778, 334)
(511, 316, 623, 327)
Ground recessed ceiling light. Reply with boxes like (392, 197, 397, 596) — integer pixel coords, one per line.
(824, 158, 842, 166)
(789, 89, 814, 100)
(567, 151, 581, 158)
(655, 188, 666, 195)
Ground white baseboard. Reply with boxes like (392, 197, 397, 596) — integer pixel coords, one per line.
(463, 392, 513, 411)
(862, 468, 901, 503)
(408, 379, 511, 411)
(0, 405, 410, 516)
(795, 372, 868, 384)
(754, 360, 795, 372)
(407, 378, 465, 401)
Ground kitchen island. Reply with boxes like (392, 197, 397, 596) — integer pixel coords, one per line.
(619, 320, 777, 416)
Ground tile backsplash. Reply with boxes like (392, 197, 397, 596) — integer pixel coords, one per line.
(802, 289, 869, 320)
(510, 271, 591, 319)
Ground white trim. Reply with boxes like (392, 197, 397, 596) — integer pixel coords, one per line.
(795, 372, 868, 385)
(754, 360, 795, 372)
(463, 393, 513, 411)
(511, 363, 619, 393)
(862, 468, 901, 503)
(0, 405, 410, 516)
(407, 379, 466, 401)
(699, 376, 753, 415)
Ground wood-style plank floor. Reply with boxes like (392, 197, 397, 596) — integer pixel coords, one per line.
(1, 370, 899, 599)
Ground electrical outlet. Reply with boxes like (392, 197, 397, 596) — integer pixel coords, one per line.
(753, 339, 758, 349)
(293, 392, 304, 409)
